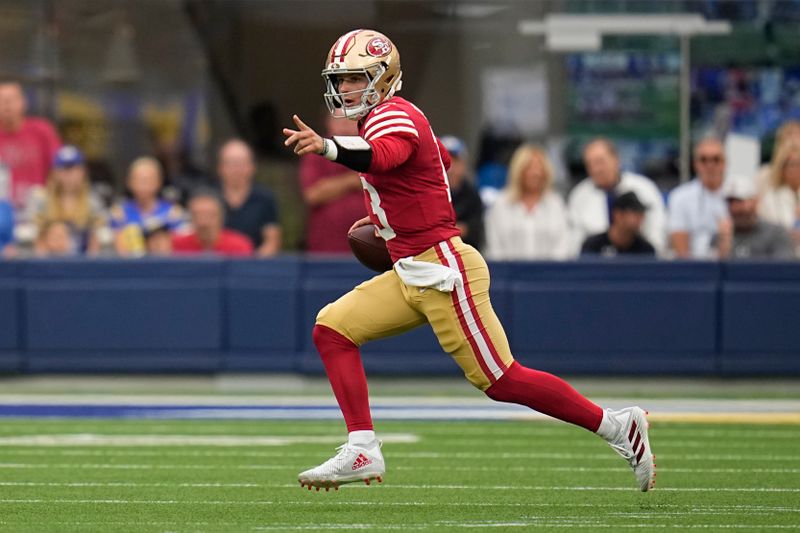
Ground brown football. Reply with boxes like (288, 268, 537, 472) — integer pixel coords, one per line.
(347, 225, 394, 272)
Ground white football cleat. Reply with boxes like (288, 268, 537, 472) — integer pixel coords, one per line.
(298, 441, 385, 491)
(604, 406, 656, 491)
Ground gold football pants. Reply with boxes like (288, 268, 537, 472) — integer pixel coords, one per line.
(316, 237, 515, 391)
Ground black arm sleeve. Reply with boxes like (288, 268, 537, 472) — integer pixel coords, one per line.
(332, 139, 372, 173)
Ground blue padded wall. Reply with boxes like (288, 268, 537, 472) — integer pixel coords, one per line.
(719, 262, 800, 374)
(23, 259, 223, 372)
(0, 262, 21, 371)
(0, 257, 796, 375)
(224, 257, 301, 371)
(505, 261, 720, 374)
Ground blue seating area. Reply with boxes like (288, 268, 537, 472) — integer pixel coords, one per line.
(0, 258, 798, 376)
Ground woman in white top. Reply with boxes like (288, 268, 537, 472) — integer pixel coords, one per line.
(756, 120, 800, 195)
(759, 140, 800, 248)
(484, 144, 572, 260)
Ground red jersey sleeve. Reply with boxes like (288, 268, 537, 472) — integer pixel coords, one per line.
(362, 106, 420, 174)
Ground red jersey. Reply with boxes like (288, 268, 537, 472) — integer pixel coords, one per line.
(172, 229, 253, 256)
(299, 154, 366, 253)
(0, 117, 61, 208)
(359, 96, 459, 260)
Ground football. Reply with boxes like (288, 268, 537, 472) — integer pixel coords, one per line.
(347, 225, 394, 272)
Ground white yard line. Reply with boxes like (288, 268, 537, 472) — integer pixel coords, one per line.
(0, 433, 418, 447)
(0, 486, 799, 511)
(274, 483, 800, 493)
(2, 464, 798, 475)
(0, 449, 798, 463)
(1, 447, 799, 460)
(0, 482, 260, 487)
(8, 480, 795, 492)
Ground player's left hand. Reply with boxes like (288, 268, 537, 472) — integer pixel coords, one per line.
(282, 115, 324, 156)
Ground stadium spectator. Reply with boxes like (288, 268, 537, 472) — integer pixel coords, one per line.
(715, 175, 794, 260)
(143, 221, 173, 256)
(217, 139, 281, 256)
(484, 143, 570, 260)
(0, 78, 61, 209)
(25, 145, 106, 255)
(667, 137, 729, 258)
(34, 220, 76, 257)
(581, 191, 656, 257)
(299, 114, 365, 253)
(758, 140, 800, 252)
(440, 135, 484, 251)
(567, 138, 666, 254)
(756, 119, 800, 195)
(110, 156, 186, 256)
(172, 189, 253, 256)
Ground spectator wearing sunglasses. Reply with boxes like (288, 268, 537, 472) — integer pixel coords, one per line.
(666, 136, 729, 258)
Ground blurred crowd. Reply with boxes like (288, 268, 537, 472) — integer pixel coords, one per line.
(1, 77, 799, 261)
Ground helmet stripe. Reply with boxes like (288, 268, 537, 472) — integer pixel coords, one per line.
(331, 29, 361, 63)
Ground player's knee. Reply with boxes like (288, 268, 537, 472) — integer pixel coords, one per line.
(315, 303, 334, 326)
(484, 380, 513, 403)
(312, 323, 356, 351)
(462, 368, 494, 393)
(312, 323, 334, 350)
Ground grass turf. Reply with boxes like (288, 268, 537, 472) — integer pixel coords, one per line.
(0, 418, 797, 532)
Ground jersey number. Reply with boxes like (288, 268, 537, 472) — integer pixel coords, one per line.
(360, 177, 397, 240)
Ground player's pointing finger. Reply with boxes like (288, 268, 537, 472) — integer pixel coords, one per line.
(293, 114, 311, 131)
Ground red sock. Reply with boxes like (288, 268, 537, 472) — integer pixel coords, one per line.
(485, 362, 603, 432)
(312, 325, 373, 432)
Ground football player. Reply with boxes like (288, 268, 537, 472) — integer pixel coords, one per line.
(283, 29, 655, 492)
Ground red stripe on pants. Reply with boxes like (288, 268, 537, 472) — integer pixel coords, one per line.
(444, 240, 507, 374)
(434, 243, 496, 385)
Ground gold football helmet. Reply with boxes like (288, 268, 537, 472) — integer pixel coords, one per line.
(322, 29, 402, 120)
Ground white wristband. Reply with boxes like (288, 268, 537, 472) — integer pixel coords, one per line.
(321, 138, 338, 161)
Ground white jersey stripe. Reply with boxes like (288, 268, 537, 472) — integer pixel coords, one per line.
(364, 111, 411, 130)
(365, 118, 417, 139)
(369, 126, 419, 141)
(437, 242, 504, 381)
(430, 126, 452, 202)
(364, 110, 410, 131)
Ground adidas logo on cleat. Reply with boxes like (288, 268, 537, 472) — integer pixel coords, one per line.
(351, 453, 372, 470)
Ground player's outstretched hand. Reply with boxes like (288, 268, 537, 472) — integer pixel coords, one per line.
(282, 115, 324, 156)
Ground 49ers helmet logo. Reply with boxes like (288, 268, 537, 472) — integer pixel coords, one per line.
(366, 37, 392, 57)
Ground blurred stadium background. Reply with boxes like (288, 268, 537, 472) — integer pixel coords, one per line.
(2, 0, 800, 244)
(0, 1, 799, 531)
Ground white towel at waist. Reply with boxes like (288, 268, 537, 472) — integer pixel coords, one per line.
(394, 257, 463, 292)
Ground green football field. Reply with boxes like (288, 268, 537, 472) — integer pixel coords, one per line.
(0, 417, 798, 532)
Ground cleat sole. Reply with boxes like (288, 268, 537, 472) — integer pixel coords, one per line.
(298, 473, 383, 491)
